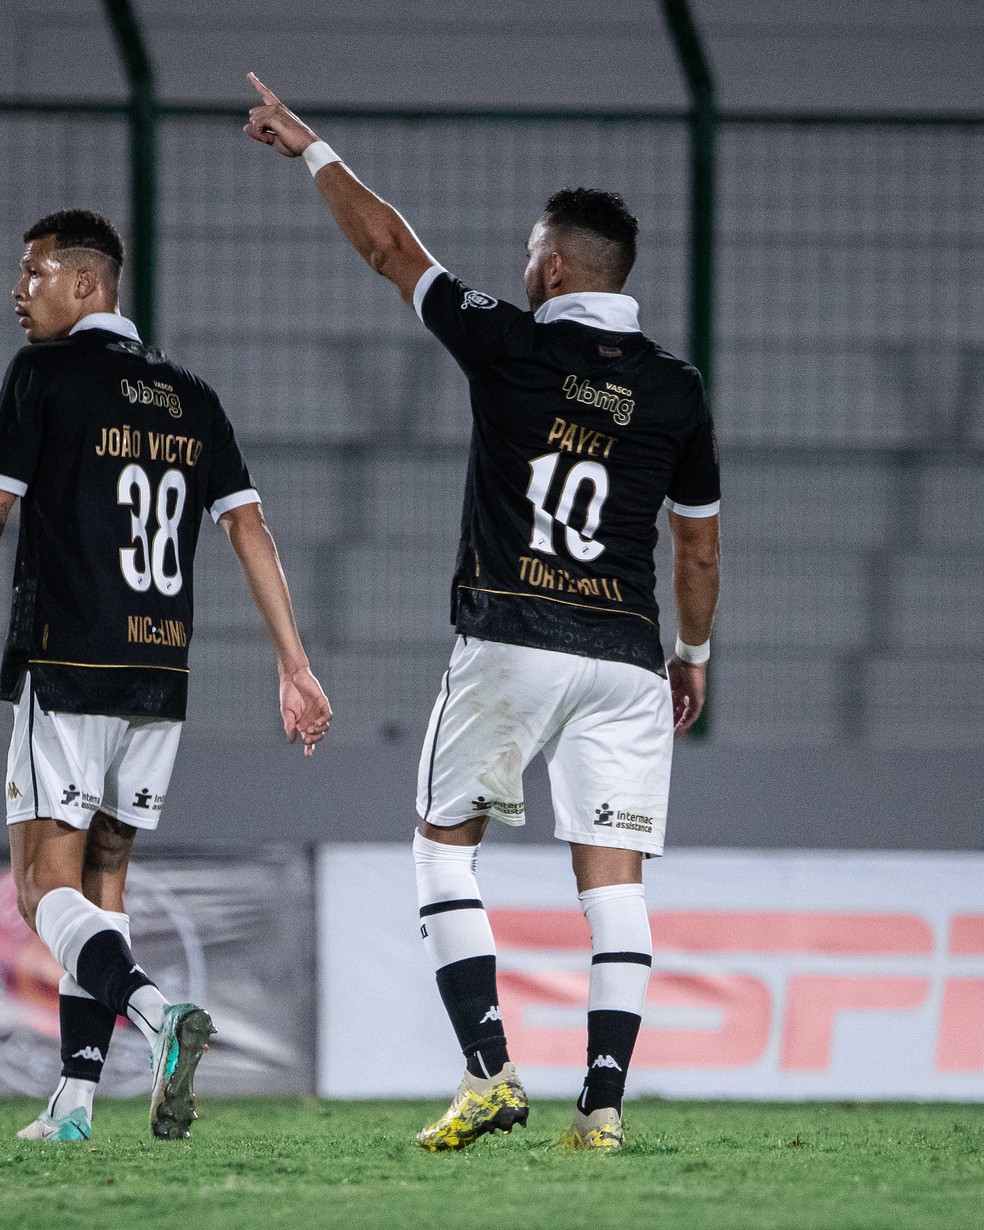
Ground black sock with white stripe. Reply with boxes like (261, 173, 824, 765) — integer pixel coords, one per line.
(579, 1008, 643, 1115)
(34, 888, 166, 1047)
(436, 956, 510, 1078)
(413, 830, 510, 1079)
(56, 910, 129, 1088)
(577, 883, 653, 1116)
(59, 990, 115, 1083)
(73, 927, 155, 1019)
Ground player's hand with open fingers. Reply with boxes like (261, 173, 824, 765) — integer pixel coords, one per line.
(244, 72, 320, 158)
(280, 665, 332, 757)
(667, 656, 706, 737)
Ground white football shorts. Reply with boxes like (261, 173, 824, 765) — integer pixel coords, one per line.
(5, 674, 183, 830)
(417, 636, 674, 856)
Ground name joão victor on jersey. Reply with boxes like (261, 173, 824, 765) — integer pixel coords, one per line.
(94, 424, 204, 467)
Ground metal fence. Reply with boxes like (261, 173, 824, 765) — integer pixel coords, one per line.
(1, 106, 981, 752)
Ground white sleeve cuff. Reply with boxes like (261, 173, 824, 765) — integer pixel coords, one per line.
(0, 474, 28, 497)
(209, 488, 261, 523)
(664, 497, 720, 518)
(413, 265, 447, 322)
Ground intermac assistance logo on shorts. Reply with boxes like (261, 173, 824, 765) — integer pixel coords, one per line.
(471, 794, 524, 818)
(594, 801, 653, 834)
(461, 289, 498, 311)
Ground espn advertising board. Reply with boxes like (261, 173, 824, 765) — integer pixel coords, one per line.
(0, 849, 315, 1097)
(317, 845, 984, 1101)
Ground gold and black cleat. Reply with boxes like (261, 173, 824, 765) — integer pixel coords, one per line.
(416, 1062, 529, 1151)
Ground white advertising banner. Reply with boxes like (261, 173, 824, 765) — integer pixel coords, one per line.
(0, 850, 315, 1096)
(318, 844, 984, 1101)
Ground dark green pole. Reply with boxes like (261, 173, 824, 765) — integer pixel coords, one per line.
(660, 0, 718, 736)
(101, 0, 157, 344)
(661, 0, 717, 391)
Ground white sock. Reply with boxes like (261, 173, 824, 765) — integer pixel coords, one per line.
(47, 1076, 96, 1120)
(578, 883, 653, 1014)
(126, 986, 168, 1046)
(58, 911, 131, 1001)
(35, 887, 126, 974)
(412, 830, 496, 969)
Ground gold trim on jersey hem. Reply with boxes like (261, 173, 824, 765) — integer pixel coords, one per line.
(457, 584, 656, 626)
(28, 659, 189, 675)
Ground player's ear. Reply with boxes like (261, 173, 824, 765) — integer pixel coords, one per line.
(547, 250, 564, 290)
(73, 266, 99, 302)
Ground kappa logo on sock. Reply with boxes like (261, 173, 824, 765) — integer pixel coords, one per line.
(71, 1046, 104, 1063)
(591, 1054, 623, 1071)
(480, 1005, 502, 1024)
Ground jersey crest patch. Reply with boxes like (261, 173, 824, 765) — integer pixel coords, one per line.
(461, 289, 498, 311)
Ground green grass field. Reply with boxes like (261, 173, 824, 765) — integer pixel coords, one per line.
(1, 1096, 982, 1230)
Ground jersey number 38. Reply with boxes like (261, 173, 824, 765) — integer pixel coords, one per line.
(117, 464, 187, 595)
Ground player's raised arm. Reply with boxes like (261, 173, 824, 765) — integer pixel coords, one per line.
(244, 72, 436, 305)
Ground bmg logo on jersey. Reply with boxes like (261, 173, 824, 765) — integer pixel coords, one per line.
(120, 377, 183, 418)
(563, 373, 635, 425)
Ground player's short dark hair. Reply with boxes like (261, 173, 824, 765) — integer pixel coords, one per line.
(23, 209, 124, 274)
(543, 187, 638, 287)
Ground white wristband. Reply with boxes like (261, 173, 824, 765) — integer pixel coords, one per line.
(302, 140, 341, 176)
(675, 635, 710, 665)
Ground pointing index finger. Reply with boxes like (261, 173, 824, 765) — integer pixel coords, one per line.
(247, 71, 280, 105)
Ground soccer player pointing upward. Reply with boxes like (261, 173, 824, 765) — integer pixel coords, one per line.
(246, 74, 720, 1152)
(2, 208, 331, 1142)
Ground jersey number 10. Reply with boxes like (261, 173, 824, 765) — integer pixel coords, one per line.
(117, 464, 187, 595)
(526, 452, 609, 561)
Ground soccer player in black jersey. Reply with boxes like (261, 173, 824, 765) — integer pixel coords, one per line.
(1, 209, 331, 1141)
(246, 75, 720, 1152)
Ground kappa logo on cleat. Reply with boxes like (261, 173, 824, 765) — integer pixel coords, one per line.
(479, 1005, 502, 1024)
(71, 1046, 104, 1062)
(594, 803, 614, 826)
(591, 1054, 623, 1071)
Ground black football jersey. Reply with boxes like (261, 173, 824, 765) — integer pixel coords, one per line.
(420, 272, 721, 675)
(0, 323, 257, 719)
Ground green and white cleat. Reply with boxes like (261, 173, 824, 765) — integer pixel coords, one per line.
(149, 1003, 215, 1140)
(16, 1106, 92, 1142)
(416, 1062, 529, 1152)
(556, 1106, 624, 1152)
